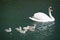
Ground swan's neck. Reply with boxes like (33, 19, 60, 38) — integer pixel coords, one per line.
(49, 11, 55, 21)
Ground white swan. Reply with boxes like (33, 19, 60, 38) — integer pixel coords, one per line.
(28, 24, 36, 31)
(15, 24, 36, 34)
(15, 27, 28, 34)
(29, 6, 55, 22)
(5, 28, 12, 32)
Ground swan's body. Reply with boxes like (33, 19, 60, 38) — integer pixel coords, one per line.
(5, 28, 12, 32)
(15, 24, 36, 34)
(15, 27, 28, 34)
(29, 6, 55, 22)
(28, 24, 36, 31)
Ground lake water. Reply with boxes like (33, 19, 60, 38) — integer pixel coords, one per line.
(0, 0, 60, 40)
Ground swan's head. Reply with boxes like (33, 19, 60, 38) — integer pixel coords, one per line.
(48, 6, 53, 12)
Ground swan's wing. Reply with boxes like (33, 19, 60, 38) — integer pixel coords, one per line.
(29, 17, 54, 22)
(29, 17, 43, 22)
(34, 13, 51, 20)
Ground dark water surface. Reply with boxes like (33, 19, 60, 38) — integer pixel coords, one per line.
(0, 0, 60, 40)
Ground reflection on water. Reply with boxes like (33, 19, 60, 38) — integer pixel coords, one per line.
(18, 22, 55, 40)
(32, 22, 55, 40)
(3, 22, 55, 40)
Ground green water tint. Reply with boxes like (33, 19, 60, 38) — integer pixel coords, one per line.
(3, 22, 55, 40)
(0, 0, 58, 40)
